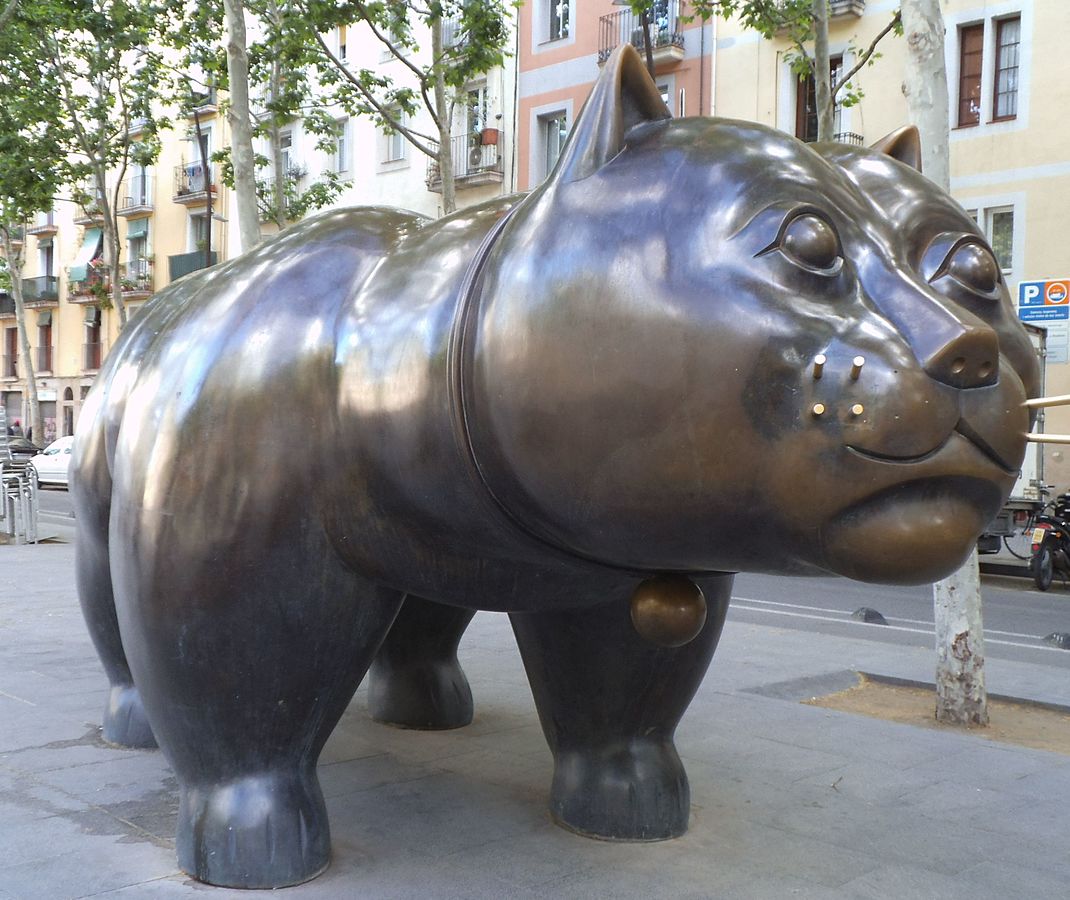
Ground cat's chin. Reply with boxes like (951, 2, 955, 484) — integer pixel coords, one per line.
(819, 476, 1002, 585)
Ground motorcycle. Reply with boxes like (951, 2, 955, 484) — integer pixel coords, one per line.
(1029, 492, 1070, 591)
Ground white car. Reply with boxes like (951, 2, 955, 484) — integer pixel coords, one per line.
(28, 435, 74, 488)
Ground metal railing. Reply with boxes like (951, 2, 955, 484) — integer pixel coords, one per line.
(833, 131, 865, 146)
(36, 345, 52, 372)
(119, 174, 154, 212)
(27, 212, 57, 235)
(84, 342, 102, 370)
(440, 16, 465, 47)
(174, 162, 217, 198)
(22, 276, 59, 302)
(69, 270, 110, 299)
(425, 133, 503, 187)
(599, 0, 684, 64)
(122, 257, 153, 292)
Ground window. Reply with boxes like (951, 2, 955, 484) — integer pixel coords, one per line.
(549, 0, 569, 41)
(333, 118, 350, 174)
(37, 315, 52, 372)
(956, 14, 1021, 128)
(279, 130, 293, 175)
(190, 212, 209, 251)
(383, 110, 406, 163)
(957, 24, 984, 126)
(337, 24, 347, 61)
(466, 84, 489, 136)
(795, 56, 843, 142)
(84, 311, 102, 370)
(39, 240, 54, 277)
(993, 17, 1021, 120)
(965, 205, 1015, 278)
(540, 111, 569, 181)
(3, 327, 16, 378)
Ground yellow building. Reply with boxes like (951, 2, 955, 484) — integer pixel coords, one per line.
(709, 0, 1070, 484)
(1, 89, 231, 442)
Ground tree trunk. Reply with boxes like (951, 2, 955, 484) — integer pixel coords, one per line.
(269, 58, 287, 228)
(1, 230, 41, 443)
(223, 0, 261, 253)
(934, 549, 989, 725)
(900, 0, 981, 727)
(900, 0, 951, 190)
(812, 0, 834, 142)
(431, 19, 457, 216)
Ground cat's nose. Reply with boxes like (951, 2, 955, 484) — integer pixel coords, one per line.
(923, 322, 999, 389)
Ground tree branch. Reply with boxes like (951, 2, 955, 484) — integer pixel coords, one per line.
(833, 11, 901, 96)
(0, 0, 18, 29)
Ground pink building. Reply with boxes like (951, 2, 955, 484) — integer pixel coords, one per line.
(517, 1, 715, 190)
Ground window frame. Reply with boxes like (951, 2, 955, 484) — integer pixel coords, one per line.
(991, 15, 1021, 122)
(956, 22, 985, 128)
(948, 6, 1027, 135)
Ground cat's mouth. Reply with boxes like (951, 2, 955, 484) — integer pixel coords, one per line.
(846, 419, 1018, 476)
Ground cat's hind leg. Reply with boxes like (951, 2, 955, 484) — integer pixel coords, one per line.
(510, 576, 731, 841)
(368, 595, 476, 729)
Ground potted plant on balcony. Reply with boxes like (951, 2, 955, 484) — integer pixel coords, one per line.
(479, 127, 499, 146)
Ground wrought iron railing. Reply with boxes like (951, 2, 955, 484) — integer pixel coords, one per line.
(833, 131, 864, 146)
(121, 258, 153, 293)
(174, 162, 217, 198)
(425, 132, 503, 188)
(119, 174, 154, 212)
(598, 0, 684, 64)
(169, 250, 218, 281)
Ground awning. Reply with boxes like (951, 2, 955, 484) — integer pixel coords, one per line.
(126, 218, 149, 239)
(69, 228, 103, 282)
(37, 311, 51, 327)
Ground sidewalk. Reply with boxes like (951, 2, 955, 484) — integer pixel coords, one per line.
(2, 537, 1069, 899)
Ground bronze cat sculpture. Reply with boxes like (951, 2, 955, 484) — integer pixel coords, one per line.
(71, 45, 1038, 888)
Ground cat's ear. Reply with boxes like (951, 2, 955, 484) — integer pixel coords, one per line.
(550, 44, 671, 185)
(870, 126, 923, 172)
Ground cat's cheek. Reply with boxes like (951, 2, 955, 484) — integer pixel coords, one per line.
(818, 476, 1004, 584)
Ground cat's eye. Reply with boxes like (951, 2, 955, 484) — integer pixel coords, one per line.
(943, 242, 1001, 295)
(779, 214, 843, 274)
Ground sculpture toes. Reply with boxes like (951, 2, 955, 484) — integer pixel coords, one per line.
(550, 739, 689, 842)
(368, 659, 474, 730)
(177, 771, 330, 889)
(101, 684, 157, 749)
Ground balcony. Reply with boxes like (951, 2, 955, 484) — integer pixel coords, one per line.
(84, 342, 102, 371)
(187, 85, 218, 117)
(118, 174, 154, 217)
(121, 258, 153, 299)
(36, 345, 53, 373)
(169, 249, 218, 281)
(26, 213, 58, 237)
(68, 269, 110, 305)
(599, 1, 685, 66)
(426, 132, 504, 192)
(22, 276, 59, 304)
(2, 355, 16, 379)
(830, 0, 865, 18)
(0, 294, 12, 316)
(173, 162, 218, 205)
(6, 226, 24, 249)
(833, 131, 864, 146)
(440, 16, 466, 47)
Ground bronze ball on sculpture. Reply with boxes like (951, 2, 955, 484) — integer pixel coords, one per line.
(629, 576, 708, 647)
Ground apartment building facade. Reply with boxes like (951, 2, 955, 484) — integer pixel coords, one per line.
(517, 0, 1070, 483)
(1, 90, 232, 441)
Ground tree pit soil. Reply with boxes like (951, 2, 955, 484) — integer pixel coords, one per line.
(805, 673, 1070, 756)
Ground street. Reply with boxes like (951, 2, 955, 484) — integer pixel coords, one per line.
(36, 485, 1070, 673)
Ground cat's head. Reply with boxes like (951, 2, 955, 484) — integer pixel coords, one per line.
(465, 45, 1039, 584)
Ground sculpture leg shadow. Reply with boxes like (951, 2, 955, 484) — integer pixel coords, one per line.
(73, 482, 156, 749)
(113, 525, 403, 889)
(368, 596, 476, 729)
(510, 575, 732, 841)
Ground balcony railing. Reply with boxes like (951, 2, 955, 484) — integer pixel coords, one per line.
(426, 132, 504, 192)
(119, 174, 154, 215)
(0, 294, 13, 316)
(173, 162, 218, 202)
(169, 250, 218, 281)
(121, 258, 153, 296)
(6, 226, 24, 246)
(84, 342, 102, 371)
(26, 212, 57, 236)
(23, 275, 59, 303)
(2, 355, 16, 379)
(599, 1, 685, 65)
(833, 131, 864, 146)
(36, 345, 53, 372)
(188, 85, 218, 114)
(74, 194, 105, 225)
(440, 16, 465, 47)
